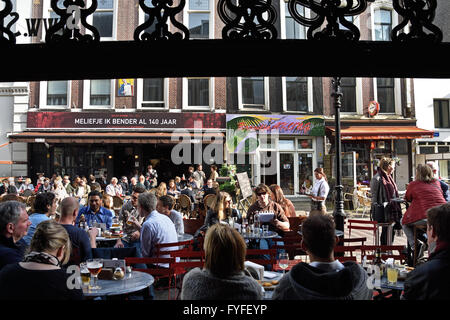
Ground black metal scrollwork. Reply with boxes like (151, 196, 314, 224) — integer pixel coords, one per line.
(288, 0, 375, 41)
(134, 0, 189, 41)
(45, 0, 100, 44)
(0, 0, 17, 44)
(392, 0, 442, 43)
(218, 0, 278, 39)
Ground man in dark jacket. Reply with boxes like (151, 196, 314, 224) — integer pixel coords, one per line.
(272, 214, 372, 300)
(402, 203, 450, 299)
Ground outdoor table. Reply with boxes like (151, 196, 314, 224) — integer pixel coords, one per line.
(82, 271, 154, 298)
(378, 275, 405, 299)
(178, 233, 194, 241)
(241, 230, 279, 240)
(262, 271, 284, 300)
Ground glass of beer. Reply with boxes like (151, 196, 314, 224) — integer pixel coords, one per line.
(87, 258, 103, 290)
(127, 215, 134, 226)
(80, 262, 91, 288)
(387, 264, 399, 285)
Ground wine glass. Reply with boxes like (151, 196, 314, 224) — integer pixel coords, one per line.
(278, 252, 289, 274)
(87, 258, 103, 290)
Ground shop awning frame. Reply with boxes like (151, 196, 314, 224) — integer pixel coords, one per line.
(8, 132, 225, 144)
(326, 126, 434, 140)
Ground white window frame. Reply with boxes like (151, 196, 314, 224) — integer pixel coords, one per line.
(182, 77, 214, 111)
(136, 78, 168, 110)
(82, 79, 114, 109)
(281, 77, 313, 113)
(371, 3, 401, 115)
(41, 0, 64, 42)
(39, 80, 71, 109)
(238, 77, 270, 111)
(279, 0, 308, 41)
(184, 0, 214, 39)
(85, 0, 117, 41)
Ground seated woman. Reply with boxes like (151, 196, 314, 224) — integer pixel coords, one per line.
(0, 219, 83, 300)
(155, 182, 167, 198)
(181, 223, 263, 300)
(402, 164, 446, 262)
(269, 184, 296, 217)
(203, 191, 241, 229)
(167, 179, 180, 197)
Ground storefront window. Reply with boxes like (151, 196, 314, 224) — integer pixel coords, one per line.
(260, 151, 277, 186)
(279, 140, 295, 151)
(298, 153, 313, 192)
(280, 153, 294, 195)
(298, 139, 312, 149)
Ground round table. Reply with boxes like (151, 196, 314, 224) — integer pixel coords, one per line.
(82, 271, 154, 298)
(241, 230, 279, 240)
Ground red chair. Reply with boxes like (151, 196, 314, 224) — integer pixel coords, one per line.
(169, 250, 206, 299)
(347, 219, 378, 244)
(360, 245, 407, 264)
(245, 249, 277, 270)
(124, 257, 176, 300)
(154, 239, 195, 257)
(333, 245, 361, 263)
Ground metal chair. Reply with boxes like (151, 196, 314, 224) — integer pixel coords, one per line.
(347, 219, 378, 245)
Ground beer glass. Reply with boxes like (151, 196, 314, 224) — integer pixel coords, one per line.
(87, 258, 103, 290)
(80, 262, 91, 288)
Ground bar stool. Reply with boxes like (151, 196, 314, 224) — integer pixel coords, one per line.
(412, 219, 428, 267)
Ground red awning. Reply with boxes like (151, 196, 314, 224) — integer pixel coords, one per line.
(326, 126, 434, 140)
(8, 131, 224, 144)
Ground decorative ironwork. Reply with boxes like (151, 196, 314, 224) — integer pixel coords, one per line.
(0, 0, 17, 44)
(392, 0, 442, 43)
(45, 0, 100, 44)
(218, 0, 278, 39)
(288, 0, 375, 41)
(134, 0, 189, 41)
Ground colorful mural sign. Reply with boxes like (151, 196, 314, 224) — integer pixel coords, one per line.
(226, 114, 325, 153)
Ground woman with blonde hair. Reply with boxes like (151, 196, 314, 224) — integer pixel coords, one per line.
(181, 223, 263, 300)
(269, 184, 296, 217)
(203, 191, 241, 229)
(155, 182, 167, 198)
(0, 220, 83, 300)
(52, 176, 68, 203)
(18, 178, 34, 194)
(402, 164, 447, 263)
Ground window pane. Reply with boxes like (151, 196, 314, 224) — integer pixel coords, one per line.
(341, 77, 356, 112)
(285, 3, 305, 39)
(242, 77, 264, 106)
(298, 139, 312, 149)
(189, 13, 209, 38)
(279, 140, 295, 151)
(286, 77, 308, 111)
(441, 101, 450, 128)
(188, 79, 209, 106)
(93, 12, 113, 37)
(90, 80, 110, 105)
(143, 78, 164, 107)
(377, 78, 395, 113)
(98, 0, 114, 9)
(190, 0, 209, 10)
(374, 9, 391, 41)
(47, 81, 67, 105)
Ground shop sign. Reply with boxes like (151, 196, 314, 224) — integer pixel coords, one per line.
(27, 112, 225, 130)
(226, 114, 324, 153)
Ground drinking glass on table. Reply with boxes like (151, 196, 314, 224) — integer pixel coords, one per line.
(262, 224, 269, 236)
(79, 262, 91, 289)
(386, 263, 399, 285)
(278, 252, 289, 274)
(87, 258, 103, 290)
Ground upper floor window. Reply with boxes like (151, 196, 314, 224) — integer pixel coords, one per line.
(39, 80, 70, 109)
(86, 0, 116, 40)
(240, 77, 267, 110)
(377, 77, 395, 113)
(340, 77, 356, 113)
(140, 78, 165, 108)
(284, 1, 306, 40)
(434, 100, 450, 128)
(374, 9, 392, 41)
(285, 77, 308, 112)
(186, 0, 212, 39)
(183, 77, 212, 110)
(83, 79, 113, 108)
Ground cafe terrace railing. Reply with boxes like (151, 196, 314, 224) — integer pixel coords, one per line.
(1, 0, 450, 81)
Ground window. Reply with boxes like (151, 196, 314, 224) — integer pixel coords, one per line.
(285, 77, 308, 112)
(284, 1, 306, 40)
(240, 77, 267, 109)
(434, 100, 450, 128)
(83, 79, 113, 108)
(42, 0, 64, 40)
(141, 78, 165, 108)
(87, 0, 116, 40)
(374, 9, 392, 41)
(47, 81, 68, 106)
(377, 77, 395, 113)
(183, 78, 211, 109)
(186, 0, 212, 39)
(340, 77, 356, 112)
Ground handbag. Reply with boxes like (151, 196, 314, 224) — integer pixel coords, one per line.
(371, 179, 394, 223)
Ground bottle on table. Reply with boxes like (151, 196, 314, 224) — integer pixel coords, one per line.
(373, 248, 385, 276)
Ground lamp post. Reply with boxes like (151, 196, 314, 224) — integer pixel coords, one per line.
(332, 77, 346, 231)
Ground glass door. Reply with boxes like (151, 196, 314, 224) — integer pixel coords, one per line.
(298, 153, 313, 193)
(280, 153, 294, 195)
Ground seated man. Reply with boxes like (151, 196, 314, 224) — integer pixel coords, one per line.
(75, 190, 114, 230)
(59, 197, 97, 266)
(0, 201, 31, 271)
(157, 195, 184, 235)
(272, 214, 372, 300)
(202, 179, 216, 197)
(402, 203, 450, 299)
(23, 192, 57, 246)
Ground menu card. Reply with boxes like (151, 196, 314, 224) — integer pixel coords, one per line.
(258, 211, 275, 223)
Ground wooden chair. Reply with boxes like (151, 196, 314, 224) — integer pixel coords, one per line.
(26, 195, 36, 209)
(178, 194, 193, 218)
(341, 237, 367, 246)
(333, 245, 361, 263)
(287, 216, 307, 234)
(124, 257, 176, 300)
(183, 218, 204, 235)
(356, 191, 372, 218)
(22, 189, 34, 197)
(360, 245, 407, 264)
(203, 193, 216, 209)
(347, 219, 378, 245)
(112, 196, 123, 212)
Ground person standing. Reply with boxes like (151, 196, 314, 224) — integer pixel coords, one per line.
(307, 168, 330, 216)
(192, 164, 206, 189)
(209, 165, 219, 182)
(402, 164, 446, 263)
(145, 164, 158, 188)
(370, 157, 402, 245)
(23, 192, 57, 246)
(0, 201, 31, 271)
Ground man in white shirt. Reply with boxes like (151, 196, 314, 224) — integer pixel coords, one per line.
(105, 177, 123, 197)
(156, 195, 184, 235)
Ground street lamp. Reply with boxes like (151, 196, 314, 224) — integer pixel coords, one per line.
(332, 77, 346, 231)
